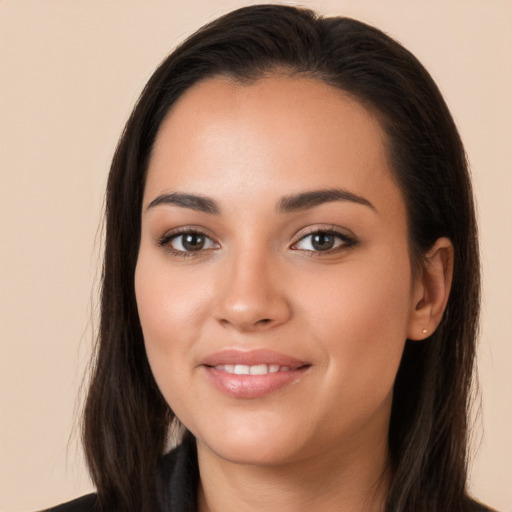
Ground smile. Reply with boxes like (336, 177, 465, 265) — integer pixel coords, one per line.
(200, 349, 311, 398)
(213, 364, 294, 375)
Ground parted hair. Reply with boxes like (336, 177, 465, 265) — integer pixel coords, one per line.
(83, 5, 481, 511)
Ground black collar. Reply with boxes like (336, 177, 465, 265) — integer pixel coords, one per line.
(156, 432, 199, 512)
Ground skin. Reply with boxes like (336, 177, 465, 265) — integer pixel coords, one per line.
(135, 75, 452, 512)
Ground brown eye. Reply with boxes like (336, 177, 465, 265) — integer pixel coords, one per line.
(163, 231, 218, 254)
(293, 230, 356, 253)
(177, 233, 206, 251)
(311, 233, 335, 251)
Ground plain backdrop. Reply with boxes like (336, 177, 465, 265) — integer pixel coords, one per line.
(1, 1, 511, 511)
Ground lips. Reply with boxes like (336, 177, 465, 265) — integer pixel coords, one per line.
(213, 363, 291, 375)
(201, 348, 307, 367)
(200, 349, 310, 398)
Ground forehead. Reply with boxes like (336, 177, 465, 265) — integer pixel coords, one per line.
(145, 75, 402, 219)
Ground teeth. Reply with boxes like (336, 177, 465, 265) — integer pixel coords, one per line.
(214, 364, 294, 375)
(249, 364, 267, 375)
(234, 364, 250, 375)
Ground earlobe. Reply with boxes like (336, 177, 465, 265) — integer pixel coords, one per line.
(407, 237, 454, 340)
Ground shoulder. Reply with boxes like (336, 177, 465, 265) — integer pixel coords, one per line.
(39, 436, 197, 512)
(40, 493, 97, 512)
(468, 497, 498, 512)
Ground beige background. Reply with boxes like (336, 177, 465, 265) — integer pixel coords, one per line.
(1, 0, 511, 511)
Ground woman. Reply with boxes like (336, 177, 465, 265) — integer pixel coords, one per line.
(44, 4, 491, 512)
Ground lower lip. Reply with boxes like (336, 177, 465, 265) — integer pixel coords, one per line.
(202, 366, 310, 398)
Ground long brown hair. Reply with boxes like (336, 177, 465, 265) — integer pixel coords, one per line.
(83, 5, 480, 511)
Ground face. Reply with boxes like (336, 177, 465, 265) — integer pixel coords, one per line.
(135, 75, 422, 468)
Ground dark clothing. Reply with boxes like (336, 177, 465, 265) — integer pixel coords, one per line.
(42, 434, 198, 512)
(42, 494, 97, 512)
(156, 432, 199, 512)
(42, 435, 495, 512)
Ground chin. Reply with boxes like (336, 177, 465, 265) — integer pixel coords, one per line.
(201, 438, 297, 467)
(193, 417, 310, 467)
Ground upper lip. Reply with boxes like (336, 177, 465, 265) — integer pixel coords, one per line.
(201, 349, 309, 369)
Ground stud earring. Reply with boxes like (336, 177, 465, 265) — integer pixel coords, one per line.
(422, 328, 428, 334)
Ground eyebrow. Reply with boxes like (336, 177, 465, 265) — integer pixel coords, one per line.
(146, 187, 375, 215)
(147, 192, 220, 214)
(277, 188, 375, 213)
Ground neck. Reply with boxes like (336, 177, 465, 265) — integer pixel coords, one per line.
(196, 434, 390, 512)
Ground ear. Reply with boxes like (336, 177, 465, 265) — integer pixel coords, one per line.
(407, 237, 454, 340)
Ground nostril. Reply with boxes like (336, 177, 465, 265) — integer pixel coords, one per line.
(219, 317, 272, 328)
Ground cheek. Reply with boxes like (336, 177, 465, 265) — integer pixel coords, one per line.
(300, 250, 412, 392)
(134, 253, 211, 387)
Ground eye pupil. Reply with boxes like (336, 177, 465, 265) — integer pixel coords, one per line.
(312, 233, 335, 251)
(183, 233, 205, 251)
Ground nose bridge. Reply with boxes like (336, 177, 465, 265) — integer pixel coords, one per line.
(214, 240, 292, 331)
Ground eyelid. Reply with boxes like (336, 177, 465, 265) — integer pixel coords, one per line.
(290, 226, 358, 254)
(158, 226, 220, 257)
(156, 224, 357, 258)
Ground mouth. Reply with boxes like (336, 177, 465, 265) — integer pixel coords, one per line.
(200, 349, 311, 398)
(211, 363, 299, 375)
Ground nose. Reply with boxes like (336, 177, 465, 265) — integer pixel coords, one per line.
(213, 250, 293, 332)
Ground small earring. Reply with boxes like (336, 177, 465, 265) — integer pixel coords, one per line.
(422, 328, 428, 334)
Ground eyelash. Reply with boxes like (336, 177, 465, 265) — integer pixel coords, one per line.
(158, 227, 357, 258)
(291, 228, 357, 256)
(158, 227, 219, 258)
